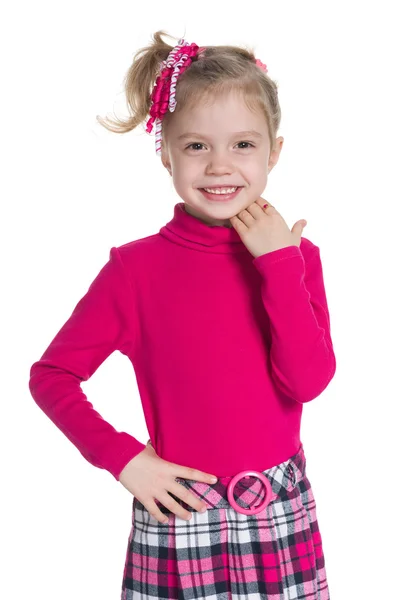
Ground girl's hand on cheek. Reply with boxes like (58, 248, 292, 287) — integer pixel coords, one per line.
(229, 197, 307, 258)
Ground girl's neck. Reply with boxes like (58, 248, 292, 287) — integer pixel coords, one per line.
(158, 202, 249, 255)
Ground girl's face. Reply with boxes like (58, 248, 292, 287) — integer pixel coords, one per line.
(161, 92, 284, 227)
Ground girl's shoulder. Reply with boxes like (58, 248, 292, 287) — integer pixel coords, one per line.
(115, 231, 165, 262)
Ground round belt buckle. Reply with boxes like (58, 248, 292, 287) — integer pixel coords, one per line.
(227, 470, 273, 515)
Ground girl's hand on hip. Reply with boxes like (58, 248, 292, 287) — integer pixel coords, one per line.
(229, 197, 307, 258)
(118, 442, 218, 524)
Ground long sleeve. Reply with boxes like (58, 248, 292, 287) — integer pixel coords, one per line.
(252, 243, 336, 403)
(28, 247, 146, 481)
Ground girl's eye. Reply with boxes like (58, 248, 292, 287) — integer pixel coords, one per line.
(237, 141, 255, 149)
(185, 141, 255, 151)
(186, 143, 204, 151)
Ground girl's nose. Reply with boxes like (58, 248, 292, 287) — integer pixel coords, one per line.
(203, 148, 234, 175)
(205, 152, 234, 175)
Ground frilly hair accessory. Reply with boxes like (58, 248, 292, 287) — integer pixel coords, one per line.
(146, 38, 268, 155)
(255, 58, 268, 73)
(146, 38, 203, 155)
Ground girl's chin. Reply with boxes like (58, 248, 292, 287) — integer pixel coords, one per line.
(183, 203, 234, 227)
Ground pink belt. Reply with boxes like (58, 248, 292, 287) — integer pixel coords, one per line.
(227, 470, 273, 515)
(146, 440, 275, 516)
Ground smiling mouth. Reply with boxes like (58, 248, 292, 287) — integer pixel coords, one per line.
(200, 186, 243, 194)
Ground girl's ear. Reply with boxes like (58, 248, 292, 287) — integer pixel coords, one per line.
(161, 152, 172, 176)
(268, 136, 284, 173)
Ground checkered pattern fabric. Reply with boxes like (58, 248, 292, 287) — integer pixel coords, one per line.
(121, 443, 330, 599)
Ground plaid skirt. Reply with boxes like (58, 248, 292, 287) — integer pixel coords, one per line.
(121, 443, 330, 599)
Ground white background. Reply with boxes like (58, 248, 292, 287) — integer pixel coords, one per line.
(2, 1, 399, 598)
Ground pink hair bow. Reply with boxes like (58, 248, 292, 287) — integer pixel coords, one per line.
(146, 38, 200, 155)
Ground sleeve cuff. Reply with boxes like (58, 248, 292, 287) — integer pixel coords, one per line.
(252, 245, 303, 271)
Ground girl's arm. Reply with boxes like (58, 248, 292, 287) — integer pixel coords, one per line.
(28, 247, 146, 481)
(253, 241, 336, 403)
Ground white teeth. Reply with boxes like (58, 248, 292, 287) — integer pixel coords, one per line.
(203, 187, 238, 194)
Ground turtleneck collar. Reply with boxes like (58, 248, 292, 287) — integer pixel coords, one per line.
(159, 202, 249, 254)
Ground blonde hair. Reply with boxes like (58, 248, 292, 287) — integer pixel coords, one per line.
(96, 30, 282, 154)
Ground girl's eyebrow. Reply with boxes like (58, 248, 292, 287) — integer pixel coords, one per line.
(177, 130, 263, 141)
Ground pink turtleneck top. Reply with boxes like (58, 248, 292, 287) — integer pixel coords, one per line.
(29, 202, 336, 481)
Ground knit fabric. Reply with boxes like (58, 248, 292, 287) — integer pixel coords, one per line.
(29, 202, 336, 481)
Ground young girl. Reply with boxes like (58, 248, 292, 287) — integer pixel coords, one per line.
(29, 30, 336, 600)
